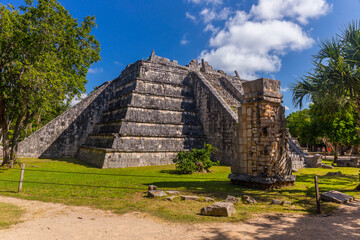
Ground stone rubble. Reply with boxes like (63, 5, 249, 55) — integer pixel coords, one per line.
(200, 202, 236, 217)
(242, 195, 257, 205)
(225, 195, 240, 203)
(320, 190, 355, 204)
(148, 190, 167, 198)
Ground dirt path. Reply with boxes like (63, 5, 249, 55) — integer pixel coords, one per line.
(0, 196, 360, 240)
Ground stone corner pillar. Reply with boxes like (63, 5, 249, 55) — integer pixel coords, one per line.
(229, 78, 295, 189)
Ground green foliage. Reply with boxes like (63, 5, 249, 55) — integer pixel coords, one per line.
(173, 144, 219, 174)
(286, 103, 360, 150)
(286, 108, 320, 146)
(0, 0, 100, 165)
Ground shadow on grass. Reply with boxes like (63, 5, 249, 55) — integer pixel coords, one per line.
(44, 158, 99, 168)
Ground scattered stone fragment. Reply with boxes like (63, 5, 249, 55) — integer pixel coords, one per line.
(226, 195, 240, 203)
(320, 190, 355, 204)
(148, 185, 157, 190)
(281, 201, 291, 206)
(165, 190, 179, 195)
(271, 199, 281, 205)
(148, 190, 166, 198)
(242, 195, 256, 205)
(165, 196, 178, 201)
(292, 168, 298, 173)
(321, 164, 334, 169)
(201, 202, 236, 217)
(203, 197, 215, 202)
(180, 195, 200, 201)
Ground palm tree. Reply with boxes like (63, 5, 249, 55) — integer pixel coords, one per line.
(292, 20, 360, 163)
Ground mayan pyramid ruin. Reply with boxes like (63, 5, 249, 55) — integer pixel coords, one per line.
(18, 51, 301, 188)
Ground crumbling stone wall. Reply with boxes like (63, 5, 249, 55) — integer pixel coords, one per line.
(18, 81, 114, 158)
(189, 71, 239, 165)
(229, 78, 295, 188)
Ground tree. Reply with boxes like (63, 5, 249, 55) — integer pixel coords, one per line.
(0, 0, 100, 167)
(286, 108, 320, 147)
(292, 20, 360, 120)
(309, 103, 360, 163)
(292, 20, 360, 164)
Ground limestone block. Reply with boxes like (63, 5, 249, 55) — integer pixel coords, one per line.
(200, 202, 236, 217)
(226, 195, 240, 203)
(148, 190, 167, 198)
(320, 190, 355, 203)
(180, 195, 200, 201)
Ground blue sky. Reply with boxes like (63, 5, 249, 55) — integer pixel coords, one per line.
(4, 0, 360, 114)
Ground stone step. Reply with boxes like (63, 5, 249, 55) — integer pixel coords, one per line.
(108, 93, 196, 112)
(100, 107, 201, 125)
(77, 147, 179, 168)
(114, 78, 194, 98)
(84, 136, 205, 151)
(92, 121, 205, 136)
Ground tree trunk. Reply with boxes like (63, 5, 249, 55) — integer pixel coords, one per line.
(333, 143, 339, 165)
(1, 121, 11, 167)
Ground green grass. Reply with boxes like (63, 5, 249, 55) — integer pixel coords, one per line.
(0, 158, 359, 222)
(0, 202, 23, 229)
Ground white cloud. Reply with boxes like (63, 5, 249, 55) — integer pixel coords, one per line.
(200, 7, 231, 23)
(187, 0, 331, 78)
(188, 0, 223, 5)
(114, 61, 122, 65)
(88, 67, 103, 74)
(284, 105, 290, 111)
(70, 93, 87, 106)
(200, 16, 314, 78)
(185, 12, 196, 21)
(250, 0, 332, 24)
(180, 34, 189, 45)
(280, 87, 289, 93)
(204, 24, 220, 34)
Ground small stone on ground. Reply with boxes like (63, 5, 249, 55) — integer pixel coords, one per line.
(148, 185, 157, 190)
(165, 191, 179, 195)
(180, 195, 200, 201)
(201, 202, 236, 217)
(242, 195, 256, 205)
(226, 195, 240, 203)
(320, 190, 354, 204)
(203, 197, 215, 202)
(148, 190, 166, 198)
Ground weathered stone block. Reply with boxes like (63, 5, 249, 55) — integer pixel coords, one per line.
(201, 202, 236, 217)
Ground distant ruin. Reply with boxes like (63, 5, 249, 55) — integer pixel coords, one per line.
(18, 51, 301, 188)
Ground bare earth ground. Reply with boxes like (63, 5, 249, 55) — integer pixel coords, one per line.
(0, 196, 360, 240)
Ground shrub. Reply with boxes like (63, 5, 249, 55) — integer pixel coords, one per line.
(173, 143, 219, 174)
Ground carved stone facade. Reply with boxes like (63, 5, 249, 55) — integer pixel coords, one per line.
(229, 78, 295, 188)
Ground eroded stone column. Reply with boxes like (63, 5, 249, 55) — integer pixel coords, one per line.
(229, 78, 295, 189)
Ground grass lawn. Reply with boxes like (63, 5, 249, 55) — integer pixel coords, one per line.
(0, 158, 359, 222)
(0, 202, 23, 229)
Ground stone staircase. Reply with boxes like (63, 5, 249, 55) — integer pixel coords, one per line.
(202, 72, 242, 116)
(289, 137, 309, 169)
(78, 59, 206, 168)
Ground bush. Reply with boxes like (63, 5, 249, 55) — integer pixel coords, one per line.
(173, 143, 219, 174)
